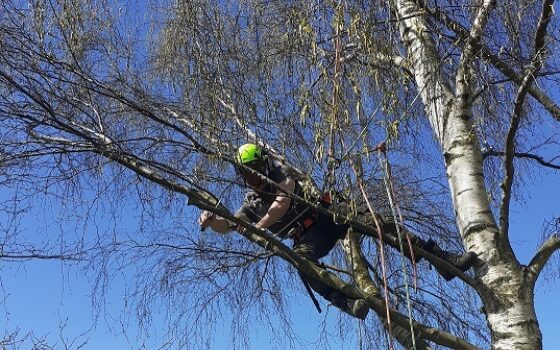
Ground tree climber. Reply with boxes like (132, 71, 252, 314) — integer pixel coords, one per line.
(198, 143, 476, 319)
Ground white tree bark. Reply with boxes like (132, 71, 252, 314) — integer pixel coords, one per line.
(393, 0, 543, 349)
(394, 0, 453, 141)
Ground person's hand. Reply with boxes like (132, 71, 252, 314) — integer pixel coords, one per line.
(198, 210, 215, 230)
(237, 223, 264, 235)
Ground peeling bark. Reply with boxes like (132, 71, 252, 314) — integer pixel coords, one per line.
(483, 267, 542, 350)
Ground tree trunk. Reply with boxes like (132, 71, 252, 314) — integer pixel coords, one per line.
(394, 0, 454, 140)
(481, 266, 542, 350)
(393, 1, 544, 349)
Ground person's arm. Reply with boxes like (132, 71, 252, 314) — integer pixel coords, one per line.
(198, 211, 236, 234)
(254, 177, 295, 230)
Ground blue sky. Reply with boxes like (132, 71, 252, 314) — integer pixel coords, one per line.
(1, 1, 559, 349)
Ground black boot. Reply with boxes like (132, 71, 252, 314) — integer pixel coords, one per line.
(330, 292, 369, 320)
(424, 239, 476, 281)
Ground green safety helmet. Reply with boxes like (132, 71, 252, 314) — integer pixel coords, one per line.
(237, 143, 263, 165)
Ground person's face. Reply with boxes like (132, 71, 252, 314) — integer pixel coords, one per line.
(240, 161, 266, 190)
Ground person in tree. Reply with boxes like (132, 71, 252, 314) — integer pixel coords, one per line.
(199, 143, 476, 319)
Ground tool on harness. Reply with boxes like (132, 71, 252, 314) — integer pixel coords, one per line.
(287, 192, 334, 242)
(301, 216, 316, 230)
(320, 192, 332, 206)
(300, 276, 322, 313)
(292, 193, 332, 314)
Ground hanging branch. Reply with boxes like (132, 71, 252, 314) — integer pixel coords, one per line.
(378, 147, 419, 350)
(349, 153, 395, 337)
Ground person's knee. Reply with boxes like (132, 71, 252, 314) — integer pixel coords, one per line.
(293, 244, 318, 262)
(335, 224, 351, 240)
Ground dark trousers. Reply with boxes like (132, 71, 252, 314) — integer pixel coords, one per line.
(291, 210, 409, 306)
(292, 212, 350, 304)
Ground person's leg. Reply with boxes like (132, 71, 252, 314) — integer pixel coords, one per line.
(292, 218, 339, 302)
(293, 215, 369, 319)
(354, 211, 476, 280)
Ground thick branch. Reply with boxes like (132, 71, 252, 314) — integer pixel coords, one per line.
(394, 0, 454, 141)
(528, 234, 560, 283)
(499, 0, 555, 240)
(455, 0, 496, 105)
(343, 233, 434, 350)
(0, 253, 82, 261)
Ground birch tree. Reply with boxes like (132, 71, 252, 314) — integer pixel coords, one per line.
(1, 0, 559, 349)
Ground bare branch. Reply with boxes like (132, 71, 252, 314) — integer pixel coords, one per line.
(482, 148, 560, 170)
(499, 0, 556, 240)
(349, 49, 415, 83)
(427, 4, 560, 122)
(0, 253, 82, 261)
(456, 0, 496, 106)
(528, 234, 560, 283)
(343, 233, 435, 350)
